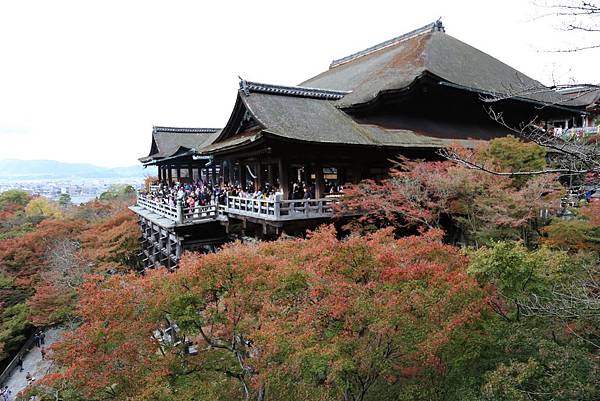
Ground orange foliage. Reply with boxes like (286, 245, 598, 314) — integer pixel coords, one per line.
(46, 226, 486, 400)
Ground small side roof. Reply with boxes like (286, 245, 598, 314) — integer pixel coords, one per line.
(139, 126, 221, 163)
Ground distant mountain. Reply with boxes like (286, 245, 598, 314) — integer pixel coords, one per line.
(0, 159, 150, 180)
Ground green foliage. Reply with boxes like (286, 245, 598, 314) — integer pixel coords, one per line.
(98, 184, 135, 201)
(481, 136, 546, 187)
(58, 193, 72, 206)
(0, 190, 29, 209)
(468, 241, 576, 301)
(0, 303, 32, 360)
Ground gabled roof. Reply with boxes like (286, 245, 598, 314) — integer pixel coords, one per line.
(139, 126, 221, 163)
(201, 80, 494, 154)
(300, 21, 572, 108)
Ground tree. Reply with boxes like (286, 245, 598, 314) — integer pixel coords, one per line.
(0, 189, 29, 209)
(58, 193, 72, 206)
(43, 226, 487, 401)
(25, 197, 62, 219)
(338, 140, 561, 246)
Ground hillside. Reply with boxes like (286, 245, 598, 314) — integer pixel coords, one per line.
(0, 159, 148, 180)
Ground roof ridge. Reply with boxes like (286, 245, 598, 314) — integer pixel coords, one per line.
(153, 126, 220, 134)
(239, 79, 350, 100)
(329, 20, 445, 69)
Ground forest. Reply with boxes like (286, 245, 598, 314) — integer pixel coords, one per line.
(0, 136, 598, 401)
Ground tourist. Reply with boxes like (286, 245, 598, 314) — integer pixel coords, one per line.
(39, 331, 45, 345)
(40, 347, 46, 360)
(17, 355, 24, 372)
(33, 333, 40, 348)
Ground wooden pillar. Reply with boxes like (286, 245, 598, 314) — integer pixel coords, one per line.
(176, 167, 181, 182)
(167, 165, 173, 183)
(196, 167, 202, 183)
(255, 162, 262, 191)
(302, 164, 310, 187)
(188, 165, 193, 181)
(228, 160, 235, 185)
(157, 166, 162, 182)
(240, 162, 247, 190)
(267, 164, 273, 187)
(278, 158, 289, 199)
(315, 163, 325, 199)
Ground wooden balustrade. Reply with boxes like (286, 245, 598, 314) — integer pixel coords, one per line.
(137, 194, 338, 224)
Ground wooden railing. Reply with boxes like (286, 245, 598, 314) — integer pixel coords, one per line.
(136, 194, 338, 224)
(137, 197, 179, 220)
(226, 195, 336, 221)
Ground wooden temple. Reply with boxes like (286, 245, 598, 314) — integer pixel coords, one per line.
(130, 20, 593, 269)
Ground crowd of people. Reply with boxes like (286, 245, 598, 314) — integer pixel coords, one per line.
(140, 179, 344, 211)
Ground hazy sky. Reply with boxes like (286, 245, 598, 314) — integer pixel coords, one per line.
(0, 0, 598, 167)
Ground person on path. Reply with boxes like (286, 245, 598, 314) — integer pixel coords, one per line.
(39, 331, 45, 345)
(40, 347, 46, 360)
(33, 333, 40, 348)
(17, 355, 23, 372)
(2, 386, 11, 401)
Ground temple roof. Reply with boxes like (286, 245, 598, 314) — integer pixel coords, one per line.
(200, 86, 492, 154)
(139, 126, 221, 163)
(301, 21, 571, 108)
(558, 86, 600, 109)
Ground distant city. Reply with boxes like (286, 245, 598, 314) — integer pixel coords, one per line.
(0, 177, 146, 204)
(0, 159, 152, 204)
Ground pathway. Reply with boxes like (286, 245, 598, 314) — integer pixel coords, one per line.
(2, 328, 63, 398)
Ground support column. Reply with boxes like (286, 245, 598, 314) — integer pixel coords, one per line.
(315, 163, 325, 199)
(228, 160, 235, 185)
(255, 162, 262, 191)
(188, 165, 193, 181)
(278, 158, 289, 199)
(157, 166, 162, 182)
(267, 164, 273, 188)
(176, 167, 181, 183)
(240, 162, 247, 190)
(167, 165, 173, 183)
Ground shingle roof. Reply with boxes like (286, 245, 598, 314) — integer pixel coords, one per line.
(140, 126, 221, 163)
(301, 22, 573, 108)
(558, 86, 600, 108)
(203, 87, 491, 153)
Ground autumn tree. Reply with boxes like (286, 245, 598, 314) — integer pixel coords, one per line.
(41, 226, 487, 401)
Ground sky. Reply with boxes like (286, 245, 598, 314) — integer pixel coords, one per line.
(0, 0, 598, 168)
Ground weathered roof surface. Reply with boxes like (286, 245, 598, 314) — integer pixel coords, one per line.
(559, 86, 600, 108)
(206, 86, 488, 152)
(301, 22, 570, 108)
(140, 126, 221, 163)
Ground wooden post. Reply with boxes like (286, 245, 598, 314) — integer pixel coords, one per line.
(228, 160, 234, 184)
(274, 194, 281, 218)
(188, 165, 193, 181)
(278, 158, 289, 199)
(315, 163, 324, 199)
(267, 164, 273, 188)
(176, 167, 181, 183)
(240, 162, 247, 190)
(255, 162, 262, 191)
(167, 166, 173, 183)
(176, 200, 184, 224)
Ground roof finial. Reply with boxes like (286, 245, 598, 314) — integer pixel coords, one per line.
(239, 76, 250, 96)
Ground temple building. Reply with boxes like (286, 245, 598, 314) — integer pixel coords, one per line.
(130, 21, 595, 269)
